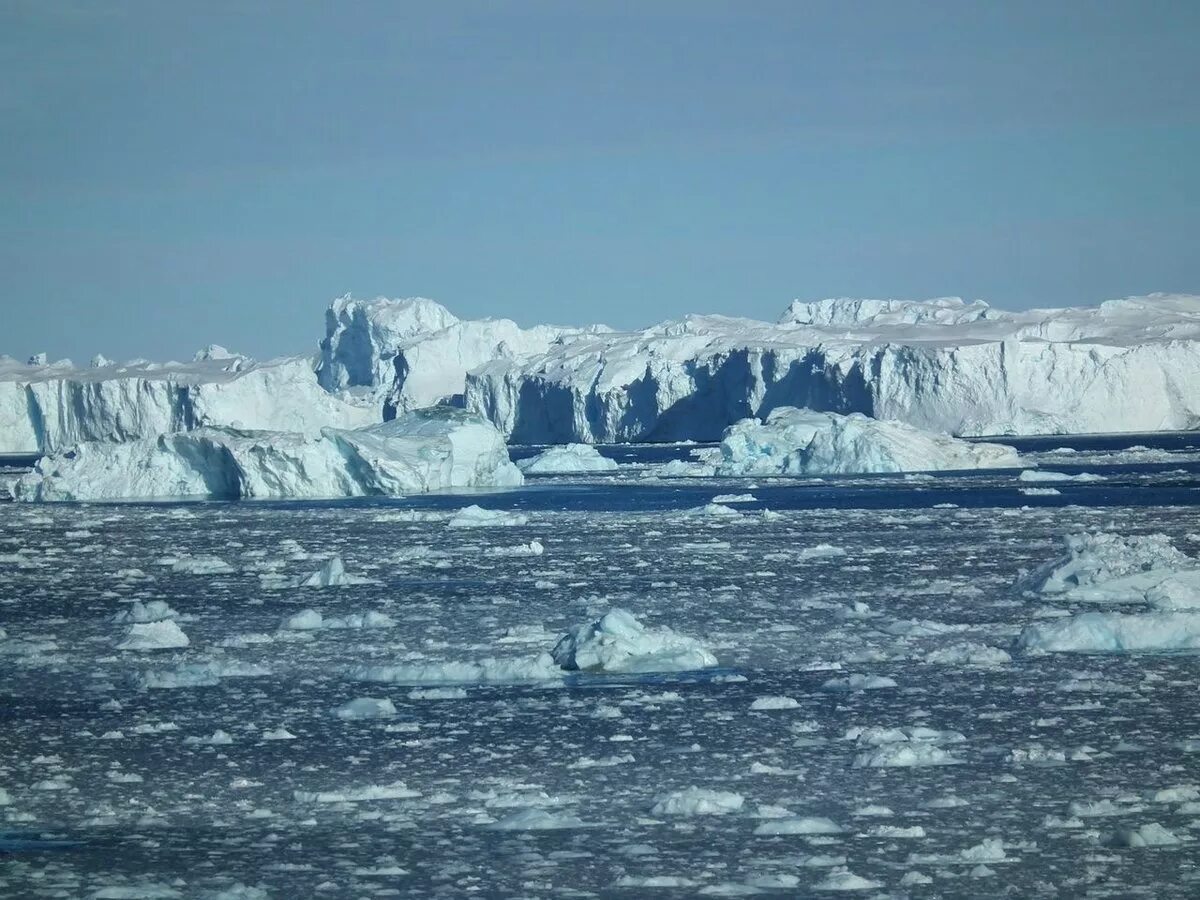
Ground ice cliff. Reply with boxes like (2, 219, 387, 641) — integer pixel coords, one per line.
(315, 294, 607, 415)
(0, 351, 375, 454)
(464, 293, 1200, 442)
(6, 292, 1199, 454)
(15, 407, 521, 501)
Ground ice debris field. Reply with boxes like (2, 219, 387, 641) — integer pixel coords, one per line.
(3, 429, 1200, 898)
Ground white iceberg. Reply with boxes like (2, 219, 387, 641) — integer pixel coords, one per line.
(714, 407, 1021, 476)
(15, 407, 521, 501)
(650, 787, 744, 817)
(446, 505, 529, 528)
(516, 444, 618, 475)
(117, 620, 189, 651)
(464, 293, 1200, 442)
(1019, 532, 1200, 607)
(1017, 611, 1200, 653)
(551, 608, 718, 674)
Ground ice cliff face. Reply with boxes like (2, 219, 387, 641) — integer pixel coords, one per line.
(464, 294, 1200, 442)
(15, 407, 521, 501)
(0, 353, 377, 454)
(315, 294, 607, 415)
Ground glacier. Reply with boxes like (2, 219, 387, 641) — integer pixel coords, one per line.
(14, 407, 521, 501)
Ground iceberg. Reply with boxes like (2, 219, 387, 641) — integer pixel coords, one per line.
(15, 407, 521, 501)
(462, 293, 1200, 442)
(713, 407, 1021, 476)
(1018, 532, 1200, 607)
(551, 608, 718, 673)
(0, 351, 376, 454)
(1016, 611, 1200, 653)
(315, 294, 606, 414)
(516, 444, 618, 475)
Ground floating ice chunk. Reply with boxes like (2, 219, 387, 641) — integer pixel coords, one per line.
(750, 696, 800, 711)
(113, 600, 178, 624)
(408, 687, 467, 700)
(683, 502, 743, 519)
(1017, 611, 1200, 653)
(334, 697, 397, 720)
(1021, 487, 1061, 496)
(922, 642, 1012, 666)
(1018, 469, 1104, 482)
(614, 875, 698, 889)
(293, 781, 420, 803)
(117, 620, 189, 651)
(281, 609, 324, 631)
(712, 493, 756, 503)
(900, 871, 933, 886)
(489, 808, 588, 830)
(261, 727, 295, 741)
(1108, 823, 1182, 847)
(1020, 532, 1200, 606)
(351, 653, 560, 684)
(0, 787, 10, 806)
(517, 444, 618, 474)
(172, 556, 235, 575)
(715, 408, 1021, 476)
(753, 816, 843, 835)
(811, 868, 881, 891)
(91, 884, 183, 898)
(552, 608, 718, 674)
(853, 743, 964, 768)
(651, 788, 745, 816)
(799, 543, 847, 560)
(958, 838, 1007, 862)
(484, 540, 545, 557)
(821, 674, 897, 691)
(298, 556, 376, 587)
(868, 825, 926, 838)
(447, 505, 529, 528)
(137, 661, 269, 689)
(183, 730, 234, 746)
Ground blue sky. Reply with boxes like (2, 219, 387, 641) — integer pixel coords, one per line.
(2, 1, 1198, 361)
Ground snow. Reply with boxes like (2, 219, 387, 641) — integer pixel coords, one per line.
(516, 443, 618, 474)
(116, 620, 189, 651)
(16, 407, 521, 501)
(462, 293, 1200, 442)
(551, 608, 719, 673)
(715, 407, 1021, 476)
(651, 788, 745, 816)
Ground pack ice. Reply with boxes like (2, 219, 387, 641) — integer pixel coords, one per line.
(14, 407, 521, 501)
(1017, 532, 1200, 652)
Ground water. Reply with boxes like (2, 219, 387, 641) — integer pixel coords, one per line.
(1, 434, 1199, 896)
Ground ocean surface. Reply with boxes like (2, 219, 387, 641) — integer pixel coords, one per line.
(2, 433, 1199, 897)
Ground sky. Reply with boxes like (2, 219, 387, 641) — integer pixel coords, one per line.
(2, 1, 1198, 362)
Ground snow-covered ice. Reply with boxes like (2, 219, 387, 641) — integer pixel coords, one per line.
(516, 443, 619, 474)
